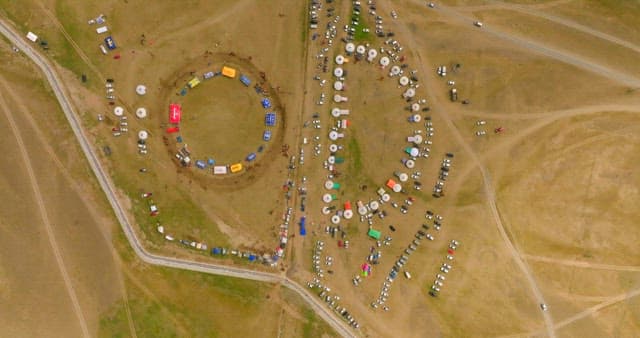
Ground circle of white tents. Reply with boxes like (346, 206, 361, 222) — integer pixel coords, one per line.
(369, 200, 380, 211)
(333, 67, 344, 77)
(329, 131, 339, 140)
(411, 134, 423, 145)
(335, 54, 345, 65)
(379, 56, 390, 67)
(403, 87, 416, 98)
(324, 180, 335, 190)
(138, 130, 149, 140)
(343, 209, 353, 219)
(113, 106, 124, 116)
(345, 43, 355, 53)
(136, 85, 147, 96)
(367, 49, 378, 61)
(135, 107, 147, 119)
(409, 147, 420, 157)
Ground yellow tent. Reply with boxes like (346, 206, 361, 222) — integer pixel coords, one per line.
(187, 77, 200, 88)
(222, 66, 237, 78)
(230, 163, 243, 173)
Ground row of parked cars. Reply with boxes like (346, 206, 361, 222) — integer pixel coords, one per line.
(433, 153, 454, 198)
(430, 240, 460, 297)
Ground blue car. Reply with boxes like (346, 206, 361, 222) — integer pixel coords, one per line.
(263, 130, 272, 141)
(104, 36, 116, 50)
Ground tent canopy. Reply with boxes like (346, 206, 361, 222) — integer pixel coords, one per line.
(368, 229, 381, 240)
(169, 103, 182, 124)
(222, 66, 237, 78)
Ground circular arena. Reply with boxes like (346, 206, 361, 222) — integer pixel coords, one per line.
(158, 53, 286, 184)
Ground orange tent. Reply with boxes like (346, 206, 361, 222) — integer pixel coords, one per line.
(222, 66, 237, 78)
(386, 179, 397, 189)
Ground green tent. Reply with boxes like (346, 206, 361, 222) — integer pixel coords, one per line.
(368, 228, 381, 240)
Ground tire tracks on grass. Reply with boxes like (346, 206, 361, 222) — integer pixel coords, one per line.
(0, 75, 138, 338)
(524, 254, 640, 273)
(430, 2, 640, 89)
(400, 1, 556, 336)
(0, 86, 90, 338)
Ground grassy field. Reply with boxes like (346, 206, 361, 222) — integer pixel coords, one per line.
(0, 25, 336, 338)
(3, 0, 640, 337)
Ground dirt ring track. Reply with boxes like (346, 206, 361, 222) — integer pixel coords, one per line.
(155, 52, 287, 192)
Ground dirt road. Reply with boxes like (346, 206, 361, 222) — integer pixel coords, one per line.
(431, 3, 640, 89)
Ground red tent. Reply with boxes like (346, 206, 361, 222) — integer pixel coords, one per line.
(169, 103, 182, 124)
(166, 126, 180, 133)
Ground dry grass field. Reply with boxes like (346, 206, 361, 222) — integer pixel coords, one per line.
(2, 0, 640, 337)
(0, 8, 336, 338)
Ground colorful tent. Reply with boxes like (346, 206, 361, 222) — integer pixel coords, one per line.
(230, 163, 243, 173)
(368, 228, 381, 240)
(386, 179, 397, 189)
(169, 103, 182, 124)
(222, 66, 237, 78)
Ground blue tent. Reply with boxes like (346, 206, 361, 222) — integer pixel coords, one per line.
(248, 254, 257, 261)
(265, 113, 276, 126)
(208, 158, 215, 165)
(261, 98, 272, 108)
(196, 160, 206, 169)
(240, 74, 251, 86)
(246, 153, 256, 162)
